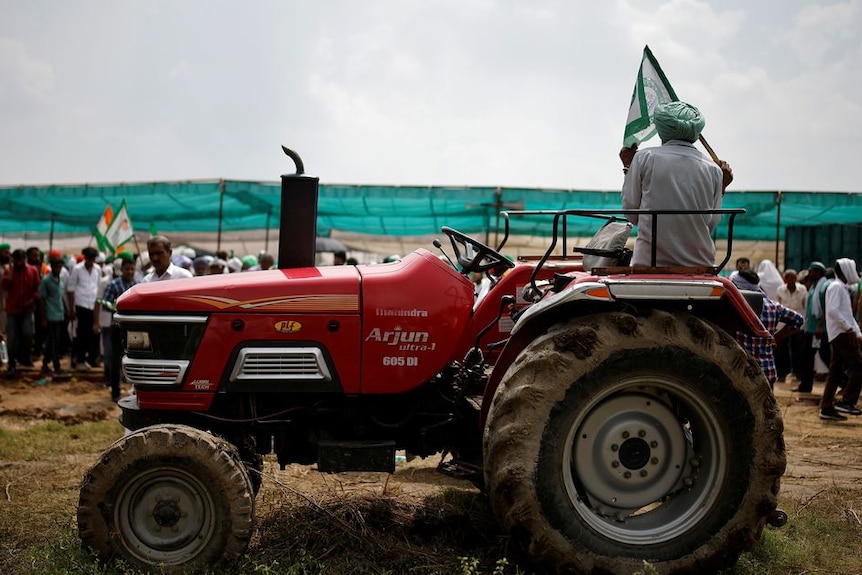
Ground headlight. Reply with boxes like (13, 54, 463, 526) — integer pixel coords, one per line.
(126, 330, 152, 352)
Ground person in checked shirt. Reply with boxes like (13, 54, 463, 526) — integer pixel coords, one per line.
(732, 269, 804, 389)
(94, 254, 137, 401)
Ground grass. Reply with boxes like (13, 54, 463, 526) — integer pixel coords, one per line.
(2, 419, 862, 574)
(0, 419, 123, 460)
(0, 419, 126, 574)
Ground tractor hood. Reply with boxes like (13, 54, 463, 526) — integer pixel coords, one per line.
(117, 265, 361, 315)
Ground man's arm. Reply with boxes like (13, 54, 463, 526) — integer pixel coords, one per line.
(825, 284, 859, 335)
(37, 278, 48, 328)
(65, 268, 77, 321)
(619, 144, 637, 173)
(27, 267, 40, 308)
(719, 160, 733, 194)
(773, 305, 804, 343)
(620, 145, 641, 225)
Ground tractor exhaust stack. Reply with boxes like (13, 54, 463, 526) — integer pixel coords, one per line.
(278, 146, 319, 269)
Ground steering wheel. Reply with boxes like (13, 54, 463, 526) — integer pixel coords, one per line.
(441, 226, 515, 275)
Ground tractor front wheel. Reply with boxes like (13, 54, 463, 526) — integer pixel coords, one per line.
(77, 424, 255, 573)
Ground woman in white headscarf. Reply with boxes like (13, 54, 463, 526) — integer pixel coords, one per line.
(756, 259, 783, 300)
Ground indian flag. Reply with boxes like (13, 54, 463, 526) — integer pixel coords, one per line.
(623, 45, 679, 147)
(94, 205, 114, 252)
(104, 199, 135, 255)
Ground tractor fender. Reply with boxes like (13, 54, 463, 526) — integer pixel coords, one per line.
(511, 280, 609, 337)
(481, 274, 770, 427)
(481, 283, 615, 427)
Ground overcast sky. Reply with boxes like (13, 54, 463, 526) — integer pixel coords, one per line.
(1, 0, 859, 192)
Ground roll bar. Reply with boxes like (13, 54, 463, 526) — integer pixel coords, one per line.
(495, 208, 746, 296)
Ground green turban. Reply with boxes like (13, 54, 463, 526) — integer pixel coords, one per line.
(653, 101, 705, 143)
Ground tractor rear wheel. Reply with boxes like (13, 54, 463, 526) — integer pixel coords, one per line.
(483, 311, 785, 574)
(77, 424, 255, 573)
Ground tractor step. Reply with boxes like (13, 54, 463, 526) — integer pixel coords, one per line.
(317, 440, 396, 473)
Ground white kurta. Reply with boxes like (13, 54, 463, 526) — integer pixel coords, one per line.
(622, 140, 723, 267)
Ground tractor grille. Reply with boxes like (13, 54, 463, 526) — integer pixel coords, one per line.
(229, 347, 333, 382)
(122, 358, 190, 386)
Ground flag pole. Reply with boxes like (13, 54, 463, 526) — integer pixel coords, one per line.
(132, 233, 143, 259)
(698, 134, 721, 165)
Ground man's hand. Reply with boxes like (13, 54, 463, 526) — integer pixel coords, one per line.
(720, 160, 733, 192)
(619, 144, 638, 170)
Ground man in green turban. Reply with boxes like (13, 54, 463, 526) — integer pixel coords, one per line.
(618, 101, 734, 267)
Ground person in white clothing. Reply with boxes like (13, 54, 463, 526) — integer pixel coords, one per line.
(775, 268, 808, 383)
(819, 258, 862, 420)
(619, 101, 734, 268)
(66, 247, 102, 370)
(142, 236, 193, 283)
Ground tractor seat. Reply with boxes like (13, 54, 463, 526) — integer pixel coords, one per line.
(574, 220, 634, 271)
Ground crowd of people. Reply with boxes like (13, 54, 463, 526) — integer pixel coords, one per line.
(0, 236, 283, 401)
(3, 232, 860, 420)
(728, 256, 862, 422)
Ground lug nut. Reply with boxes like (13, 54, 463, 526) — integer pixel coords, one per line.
(624, 471, 632, 479)
(651, 457, 659, 465)
(611, 444, 619, 452)
(650, 440, 658, 448)
(638, 430, 646, 437)
(640, 470, 648, 477)
(612, 460, 620, 468)
(622, 431, 630, 439)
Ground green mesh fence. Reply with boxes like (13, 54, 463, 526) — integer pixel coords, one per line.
(1, 180, 860, 241)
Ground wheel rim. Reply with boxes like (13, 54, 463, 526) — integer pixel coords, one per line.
(562, 375, 728, 545)
(115, 466, 217, 565)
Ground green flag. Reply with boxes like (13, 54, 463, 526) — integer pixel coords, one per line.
(623, 45, 679, 147)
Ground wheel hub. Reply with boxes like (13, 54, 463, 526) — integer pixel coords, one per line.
(153, 499, 182, 527)
(573, 393, 689, 510)
(117, 469, 214, 559)
(618, 437, 650, 470)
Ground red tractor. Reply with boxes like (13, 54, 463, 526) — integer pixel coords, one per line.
(77, 151, 786, 574)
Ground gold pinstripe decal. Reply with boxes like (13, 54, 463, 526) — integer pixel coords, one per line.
(176, 293, 360, 311)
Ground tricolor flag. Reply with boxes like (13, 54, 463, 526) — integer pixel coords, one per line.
(104, 199, 135, 255)
(94, 205, 114, 252)
(623, 45, 679, 147)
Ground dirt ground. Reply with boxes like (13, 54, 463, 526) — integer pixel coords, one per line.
(0, 370, 119, 429)
(1, 368, 861, 502)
